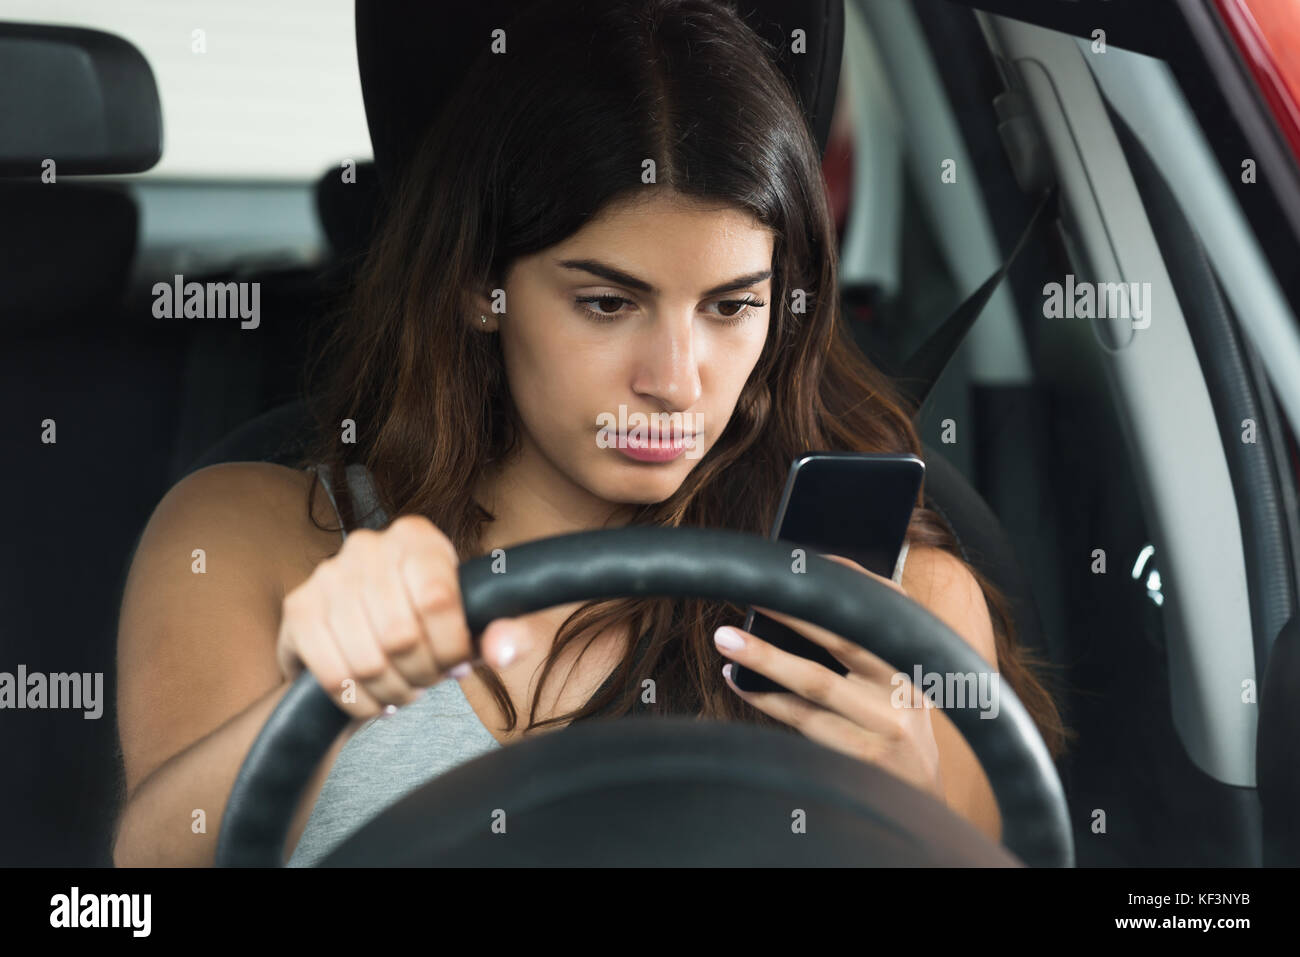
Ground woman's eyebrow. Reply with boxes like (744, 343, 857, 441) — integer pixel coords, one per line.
(556, 258, 772, 297)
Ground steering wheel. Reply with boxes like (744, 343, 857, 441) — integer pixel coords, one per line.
(216, 527, 1074, 867)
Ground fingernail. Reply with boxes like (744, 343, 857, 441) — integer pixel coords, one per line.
(448, 662, 472, 679)
(714, 626, 745, 652)
(722, 663, 734, 682)
(381, 704, 398, 717)
(496, 635, 520, 668)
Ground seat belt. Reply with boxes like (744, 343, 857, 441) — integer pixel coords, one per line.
(895, 185, 1057, 409)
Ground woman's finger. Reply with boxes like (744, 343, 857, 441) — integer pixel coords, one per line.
(715, 624, 912, 732)
(722, 663, 943, 799)
(722, 661, 862, 736)
(746, 552, 910, 680)
(748, 604, 900, 683)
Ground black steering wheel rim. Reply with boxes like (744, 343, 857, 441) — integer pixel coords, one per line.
(216, 526, 1074, 867)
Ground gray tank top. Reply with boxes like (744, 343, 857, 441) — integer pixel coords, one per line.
(285, 462, 912, 866)
(285, 463, 502, 867)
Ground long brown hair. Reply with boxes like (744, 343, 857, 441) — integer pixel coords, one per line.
(296, 0, 1071, 757)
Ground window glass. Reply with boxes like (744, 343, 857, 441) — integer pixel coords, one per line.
(1, 0, 372, 179)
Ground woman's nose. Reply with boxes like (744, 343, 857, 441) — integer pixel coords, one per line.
(630, 314, 702, 409)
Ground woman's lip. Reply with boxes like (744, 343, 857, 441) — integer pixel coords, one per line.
(618, 432, 698, 450)
(616, 442, 689, 463)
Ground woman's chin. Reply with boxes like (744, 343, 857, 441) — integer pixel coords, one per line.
(594, 467, 687, 506)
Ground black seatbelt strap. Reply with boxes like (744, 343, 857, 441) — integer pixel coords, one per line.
(896, 185, 1057, 409)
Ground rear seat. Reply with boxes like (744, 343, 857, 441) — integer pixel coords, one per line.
(0, 178, 191, 865)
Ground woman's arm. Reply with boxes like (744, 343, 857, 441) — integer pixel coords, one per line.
(898, 546, 1002, 843)
(113, 463, 338, 866)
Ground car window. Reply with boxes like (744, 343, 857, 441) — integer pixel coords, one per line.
(0, 0, 372, 179)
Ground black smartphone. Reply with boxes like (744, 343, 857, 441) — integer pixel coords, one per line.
(729, 452, 925, 694)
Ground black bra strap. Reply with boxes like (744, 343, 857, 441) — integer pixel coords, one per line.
(314, 462, 359, 538)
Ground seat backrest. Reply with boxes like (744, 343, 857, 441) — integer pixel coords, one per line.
(182, 397, 319, 476)
(314, 160, 384, 266)
(355, 0, 844, 197)
(918, 440, 1049, 668)
(0, 182, 138, 329)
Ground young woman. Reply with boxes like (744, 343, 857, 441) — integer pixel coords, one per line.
(112, 0, 1069, 867)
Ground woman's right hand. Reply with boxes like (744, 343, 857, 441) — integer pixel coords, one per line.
(275, 514, 530, 719)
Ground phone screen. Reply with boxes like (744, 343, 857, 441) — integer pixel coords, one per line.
(729, 453, 924, 694)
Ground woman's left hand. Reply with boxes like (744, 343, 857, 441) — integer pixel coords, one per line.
(716, 553, 946, 803)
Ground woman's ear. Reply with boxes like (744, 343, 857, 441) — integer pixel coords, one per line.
(471, 280, 504, 332)
(470, 289, 500, 333)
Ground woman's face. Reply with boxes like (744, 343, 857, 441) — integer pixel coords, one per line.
(478, 190, 774, 516)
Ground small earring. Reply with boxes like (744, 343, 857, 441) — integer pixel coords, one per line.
(480, 315, 487, 325)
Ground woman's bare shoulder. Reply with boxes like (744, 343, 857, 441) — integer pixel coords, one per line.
(165, 461, 344, 588)
(899, 546, 997, 667)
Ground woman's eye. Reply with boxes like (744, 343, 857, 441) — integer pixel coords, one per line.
(574, 295, 631, 322)
(713, 297, 766, 325)
(574, 295, 767, 325)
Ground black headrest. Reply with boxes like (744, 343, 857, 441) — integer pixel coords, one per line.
(355, 0, 844, 197)
(314, 160, 383, 264)
(0, 21, 161, 176)
(0, 182, 137, 328)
